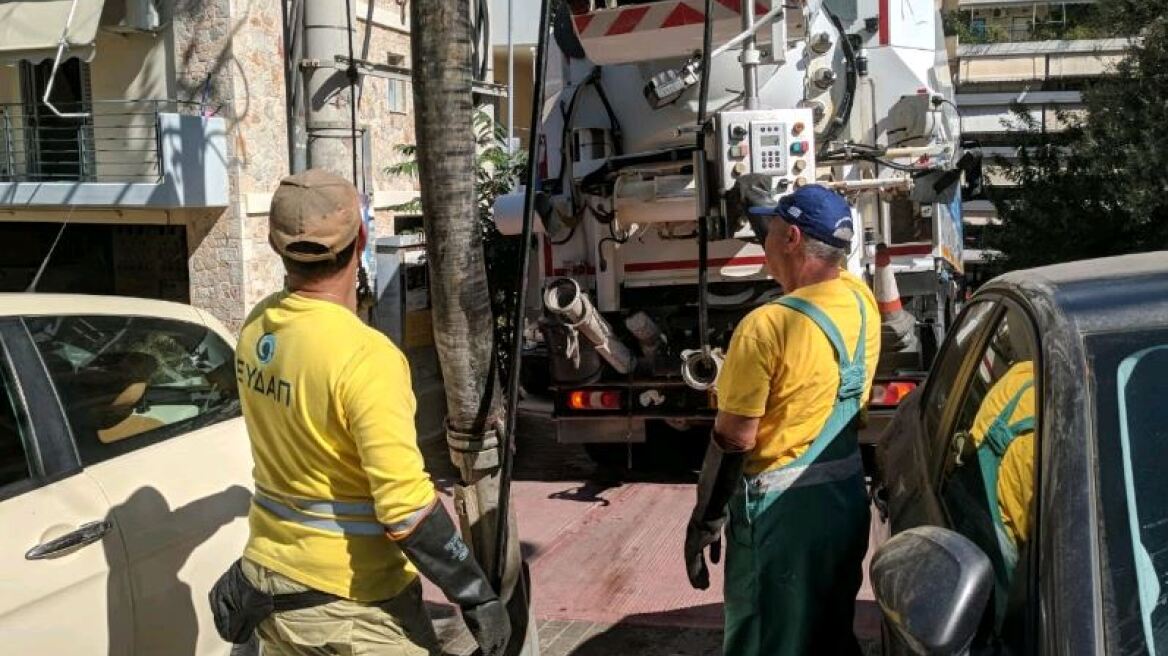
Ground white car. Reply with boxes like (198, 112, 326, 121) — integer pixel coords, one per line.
(0, 294, 252, 655)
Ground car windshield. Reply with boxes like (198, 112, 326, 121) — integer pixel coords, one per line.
(1092, 328, 1168, 654)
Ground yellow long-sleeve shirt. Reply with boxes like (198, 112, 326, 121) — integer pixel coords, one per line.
(237, 292, 436, 602)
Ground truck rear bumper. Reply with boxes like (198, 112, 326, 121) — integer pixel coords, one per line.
(555, 416, 648, 444)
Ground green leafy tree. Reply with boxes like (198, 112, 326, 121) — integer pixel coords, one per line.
(386, 109, 526, 381)
(984, 1, 1168, 273)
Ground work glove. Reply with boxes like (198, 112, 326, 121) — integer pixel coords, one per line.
(685, 514, 724, 590)
(685, 437, 745, 590)
(462, 598, 511, 656)
(394, 501, 512, 654)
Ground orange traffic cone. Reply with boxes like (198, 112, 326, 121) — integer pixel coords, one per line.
(874, 243, 918, 352)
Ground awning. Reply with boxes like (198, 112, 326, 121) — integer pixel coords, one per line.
(0, 0, 107, 66)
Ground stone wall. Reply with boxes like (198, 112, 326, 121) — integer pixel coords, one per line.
(172, 0, 248, 332)
(172, 0, 421, 332)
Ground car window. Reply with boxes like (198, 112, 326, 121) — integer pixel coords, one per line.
(939, 303, 1037, 647)
(24, 315, 240, 465)
(923, 300, 996, 447)
(0, 358, 31, 491)
(1091, 328, 1168, 655)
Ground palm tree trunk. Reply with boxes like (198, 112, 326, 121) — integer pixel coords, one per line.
(411, 1, 536, 653)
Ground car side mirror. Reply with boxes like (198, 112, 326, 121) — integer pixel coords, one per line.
(870, 526, 993, 656)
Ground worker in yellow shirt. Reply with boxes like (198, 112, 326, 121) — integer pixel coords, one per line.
(209, 170, 508, 655)
(684, 185, 880, 656)
(967, 359, 1035, 627)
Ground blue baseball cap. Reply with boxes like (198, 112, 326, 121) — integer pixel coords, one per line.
(748, 184, 854, 249)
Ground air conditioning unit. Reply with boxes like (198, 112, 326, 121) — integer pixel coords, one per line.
(104, 0, 162, 33)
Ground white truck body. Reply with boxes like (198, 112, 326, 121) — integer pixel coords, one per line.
(496, 0, 968, 448)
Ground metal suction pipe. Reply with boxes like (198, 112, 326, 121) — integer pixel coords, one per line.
(680, 348, 725, 391)
(544, 278, 635, 374)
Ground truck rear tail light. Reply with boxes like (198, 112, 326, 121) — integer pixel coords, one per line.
(566, 389, 623, 410)
(869, 380, 918, 407)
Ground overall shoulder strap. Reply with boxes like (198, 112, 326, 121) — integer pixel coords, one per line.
(773, 290, 868, 400)
(772, 295, 852, 368)
(982, 379, 1036, 457)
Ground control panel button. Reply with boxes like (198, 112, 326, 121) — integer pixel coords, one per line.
(792, 159, 806, 173)
(733, 161, 748, 176)
(729, 144, 749, 158)
(792, 122, 805, 136)
(790, 141, 809, 156)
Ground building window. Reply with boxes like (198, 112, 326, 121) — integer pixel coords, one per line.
(970, 18, 987, 39)
(387, 78, 409, 114)
(16, 59, 95, 181)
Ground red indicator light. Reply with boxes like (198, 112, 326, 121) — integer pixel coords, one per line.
(566, 389, 622, 410)
(568, 390, 589, 410)
(870, 380, 918, 406)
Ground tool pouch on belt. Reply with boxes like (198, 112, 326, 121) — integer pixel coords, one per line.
(208, 560, 338, 644)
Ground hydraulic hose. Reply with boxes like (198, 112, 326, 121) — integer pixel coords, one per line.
(695, 0, 714, 359)
(495, 0, 553, 588)
(818, 7, 858, 152)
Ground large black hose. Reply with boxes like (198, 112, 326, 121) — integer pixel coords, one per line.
(819, 7, 858, 151)
(494, 0, 553, 587)
(695, 0, 715, 358)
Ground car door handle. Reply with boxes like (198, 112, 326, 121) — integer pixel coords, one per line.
(25, 520, 113, 560)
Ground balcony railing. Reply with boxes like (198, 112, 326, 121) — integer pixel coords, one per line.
(0, 99, 206, 184)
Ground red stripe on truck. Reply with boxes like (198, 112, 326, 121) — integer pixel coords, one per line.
(606, 6, 650, 35)
(574, 14, 594, 34)
(878, 0, 889, 45)
(661, 3, 706, 28)
(625, 255, 767, 272)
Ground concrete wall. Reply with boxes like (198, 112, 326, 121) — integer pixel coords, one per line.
(89, 31, 171, 180)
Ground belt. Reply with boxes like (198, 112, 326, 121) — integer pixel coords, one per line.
(746, 450, 863, 497)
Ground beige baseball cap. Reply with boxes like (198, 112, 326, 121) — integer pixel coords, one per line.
(269, 169, 361, 262)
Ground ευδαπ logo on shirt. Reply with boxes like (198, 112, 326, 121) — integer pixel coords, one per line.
(256, 333, 276, 365)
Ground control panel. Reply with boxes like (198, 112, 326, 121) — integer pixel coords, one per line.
(713, 109, 816, 193)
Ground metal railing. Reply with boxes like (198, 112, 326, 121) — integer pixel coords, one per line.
(0, 99, 202, 184)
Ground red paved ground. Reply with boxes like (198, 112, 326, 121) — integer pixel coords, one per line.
(425, 479, 883, 637)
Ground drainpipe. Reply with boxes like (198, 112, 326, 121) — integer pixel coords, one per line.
(282, 0, 309, 172)
(507, 0, 514, 150)
(303, 0, 359, 184)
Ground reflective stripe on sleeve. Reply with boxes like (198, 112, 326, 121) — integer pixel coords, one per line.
(253, 494, 385, 537)
(384, 499, 438, 541)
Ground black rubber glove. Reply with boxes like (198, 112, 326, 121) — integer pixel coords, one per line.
(685, 437, 746, 590)
(396, 502, 511, 656)
(461, 598, 509, 656)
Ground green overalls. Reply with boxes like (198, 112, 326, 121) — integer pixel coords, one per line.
(723, 292, 871, 656)
(975, 380, 1034, 627)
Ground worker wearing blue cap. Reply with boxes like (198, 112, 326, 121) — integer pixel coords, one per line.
(685, 184, 881, 655)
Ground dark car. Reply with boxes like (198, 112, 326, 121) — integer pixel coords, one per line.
(867, 252, 1168, 655)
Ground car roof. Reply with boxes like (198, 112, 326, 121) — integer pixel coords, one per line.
(0, 293, 234, 342)
(991, 251, 1168, 334)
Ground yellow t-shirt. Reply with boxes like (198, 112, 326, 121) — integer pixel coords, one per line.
(970, 360, 1035, 547)
(717, 271, 881, 475)
(237, 292, 436, 601)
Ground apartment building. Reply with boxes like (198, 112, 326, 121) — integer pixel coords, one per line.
(0, 0, 420, 331)
(949, 0, 1128, 271)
